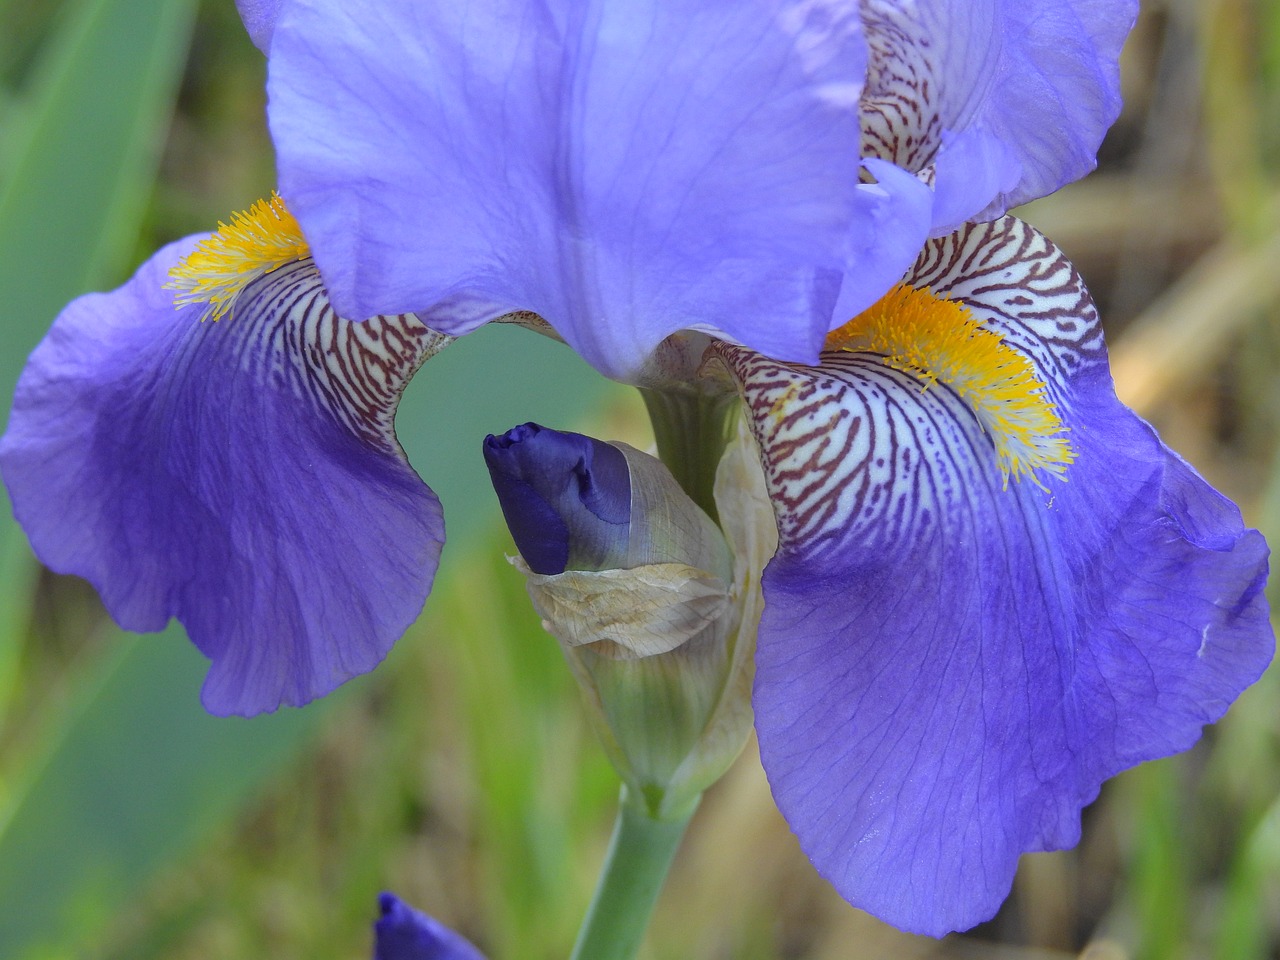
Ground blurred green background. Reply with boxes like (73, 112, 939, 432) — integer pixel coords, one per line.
(0, 0, 1276, 957)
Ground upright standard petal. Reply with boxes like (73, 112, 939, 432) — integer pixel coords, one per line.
(267, 0, 883, 379)
(0, 238, 448, 716)
(373, 894, 486, 960)
(721, 218, 1272, 934)
(859, 0, 1137, 230)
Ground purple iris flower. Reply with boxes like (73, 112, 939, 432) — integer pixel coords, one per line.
(0, 0, 1271, 938)
(373, 893, 486, 960)
(0, 0, 1137, 715)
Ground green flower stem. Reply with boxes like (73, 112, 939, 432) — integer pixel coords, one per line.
(640, 387, 737, 525)
(569, 786, 698, 960)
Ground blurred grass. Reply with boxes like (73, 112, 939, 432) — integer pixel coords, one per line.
(0, 0, 1276, 959)
(0, 0, 197, 741)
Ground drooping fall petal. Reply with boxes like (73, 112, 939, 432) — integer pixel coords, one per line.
(722, 217, 1272, 934)
(0, 238, 448, 715)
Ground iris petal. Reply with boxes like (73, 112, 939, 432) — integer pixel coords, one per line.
(268, 0, 876, 379)
(859, 0, 1137, 229)
(235, 0, 281, 52)
(830, 158, 934, 326)
(723, 218, 1272, 935)
(0, 239, 448, 716)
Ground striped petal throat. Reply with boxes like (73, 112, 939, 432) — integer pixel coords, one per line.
(719, 216, 1098, 558)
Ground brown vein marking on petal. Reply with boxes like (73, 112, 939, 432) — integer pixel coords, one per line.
(908, 216, 1108, 397)
(859, 0, 942, 172)
(717, 341, 1013, 561)
(713, 217, 1106, 557)
(826, 283, 1074, 490)
(715, 344, 874, 552)
(224, 259, 451, 456)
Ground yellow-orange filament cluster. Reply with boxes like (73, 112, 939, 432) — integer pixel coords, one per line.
(826, 283, 1074, 488)
(165, 192, 310, 322)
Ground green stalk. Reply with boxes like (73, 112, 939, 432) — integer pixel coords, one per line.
(569, 787, 697, 960)
(640, 387, 737, 525)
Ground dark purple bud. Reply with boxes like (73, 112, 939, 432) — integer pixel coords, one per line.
(373, 893, 486, 960)
(482, 423, 631, 575)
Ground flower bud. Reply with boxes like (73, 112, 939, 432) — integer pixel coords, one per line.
(374, 893, 485, 960)
(483, 421, 775, 819)
(482, 422, 631, 574)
